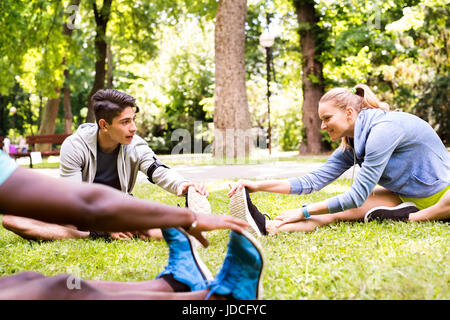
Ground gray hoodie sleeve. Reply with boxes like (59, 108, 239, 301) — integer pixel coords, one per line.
(134, 139, 188, 195)
(59, 137, 84, 182)
(151, 165, 189, 195)
(289, 148, 355, 194)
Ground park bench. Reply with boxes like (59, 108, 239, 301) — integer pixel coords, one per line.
(9, 133, 71, 168)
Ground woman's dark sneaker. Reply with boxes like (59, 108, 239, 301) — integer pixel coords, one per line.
(229, 187, 267, 237)
(364, 202, 419, 222)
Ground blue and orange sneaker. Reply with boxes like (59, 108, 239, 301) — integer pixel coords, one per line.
(156, 227, 213, 291)
(206, 230, 265, 300)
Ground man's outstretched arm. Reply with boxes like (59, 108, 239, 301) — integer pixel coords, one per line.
(0, 167, 247, 247)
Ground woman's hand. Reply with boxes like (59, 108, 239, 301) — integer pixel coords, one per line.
(227, 180, 259, 197)
(274, 208, 305, 227)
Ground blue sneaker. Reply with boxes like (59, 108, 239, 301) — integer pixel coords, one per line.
(156, 227, 213, 291)
(206, 230, 265, 300)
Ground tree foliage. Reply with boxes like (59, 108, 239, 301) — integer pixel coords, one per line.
(0, 0, 447, 149)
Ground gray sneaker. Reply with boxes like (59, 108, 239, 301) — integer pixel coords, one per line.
(185, 186, 211, 248)
(229, 187, 267, 238)
(186, 186, 211, 215)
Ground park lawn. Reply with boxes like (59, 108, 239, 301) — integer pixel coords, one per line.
(0, 178, 449, 300)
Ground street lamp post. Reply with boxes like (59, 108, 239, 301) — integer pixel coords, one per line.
(259, 28, 275, 156)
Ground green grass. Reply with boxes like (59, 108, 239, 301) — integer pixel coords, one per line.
(17, 157, 60, 169)
(1, 178, 449, 299)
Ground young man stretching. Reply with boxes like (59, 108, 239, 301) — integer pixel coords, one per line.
(3, 89, 208, 241)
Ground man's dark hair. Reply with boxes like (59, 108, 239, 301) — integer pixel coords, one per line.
(91, 89, 139, 126)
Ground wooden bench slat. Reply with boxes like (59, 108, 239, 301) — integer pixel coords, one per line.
(26, 134, 71, 145)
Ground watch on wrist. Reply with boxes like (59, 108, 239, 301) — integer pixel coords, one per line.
(185, 211, 198, 232)
(302, 204, 311, 219)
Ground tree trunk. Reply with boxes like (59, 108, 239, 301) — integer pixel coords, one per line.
(37, 89, 61, 152)
(38, 93, 43, 127)
(107, 42, 113, 89)
(86, 0, 113, 123)
(214, 0, 252, 159)
(63, 69, 73, 134)
(37, 0, 80, 145)
(61, 0, 80, 134)
(293, 0, 327, 154)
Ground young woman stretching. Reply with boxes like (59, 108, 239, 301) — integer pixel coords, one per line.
(228, 84, 450, 235)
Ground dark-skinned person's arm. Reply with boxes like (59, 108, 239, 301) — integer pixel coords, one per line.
(0, 166, 248, 247)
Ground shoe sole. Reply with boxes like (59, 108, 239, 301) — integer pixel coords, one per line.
(230, 188, 262, 238)
(187, 186, 211, 215)
(238, 230, 265, 300)
(187, 187, 211, 248)
(364, 202, 417, 223)
(176, 227, 214, 281)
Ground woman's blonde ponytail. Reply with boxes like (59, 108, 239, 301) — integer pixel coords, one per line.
(354, 84, 390, 111)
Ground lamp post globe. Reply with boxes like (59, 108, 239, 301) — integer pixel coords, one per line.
(259, 30, 275, 48)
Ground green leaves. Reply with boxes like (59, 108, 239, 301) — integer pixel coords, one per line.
(0, 0, 448, 148)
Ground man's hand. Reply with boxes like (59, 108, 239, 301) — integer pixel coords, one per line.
(132, 229, 162, 240)
(177, 182, 208, 197)
(108, 231, 134, 240)
(185, 213, 249, 248)
(109, 229, 160, 240)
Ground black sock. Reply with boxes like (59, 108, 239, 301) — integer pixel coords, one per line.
(160, 274, 190, 292)
(89, 231, 111, 241)
(244, 188, 268, 235)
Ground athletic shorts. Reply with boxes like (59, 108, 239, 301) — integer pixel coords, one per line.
(399, 185, 450, 210)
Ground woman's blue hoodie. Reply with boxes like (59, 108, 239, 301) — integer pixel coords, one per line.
(289, 109, 450, 213)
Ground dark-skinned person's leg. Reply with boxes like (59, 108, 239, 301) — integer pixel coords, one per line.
(89, 227, 213, 293)
(0, 230, 264, 300)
